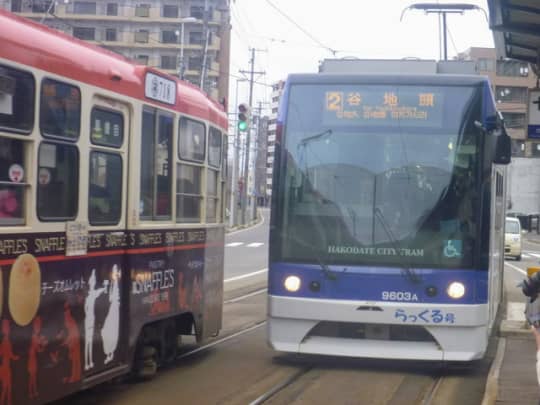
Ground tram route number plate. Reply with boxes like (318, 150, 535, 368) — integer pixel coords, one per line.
(145, 72, 176, 105)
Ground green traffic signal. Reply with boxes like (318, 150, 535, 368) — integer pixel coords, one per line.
(238, 103, 249, 132)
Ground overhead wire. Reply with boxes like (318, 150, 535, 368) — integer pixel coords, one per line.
(263, 0, 337, 56)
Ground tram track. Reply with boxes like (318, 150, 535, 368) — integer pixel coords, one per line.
(422, 374, 445, 405)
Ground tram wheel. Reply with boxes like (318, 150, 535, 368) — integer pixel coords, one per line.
(134, 345, 158, 381)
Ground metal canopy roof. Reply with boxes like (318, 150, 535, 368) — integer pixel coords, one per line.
(488, 0, 540, 70)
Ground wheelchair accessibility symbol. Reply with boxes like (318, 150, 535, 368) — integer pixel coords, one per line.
(443, 240, 462, 258)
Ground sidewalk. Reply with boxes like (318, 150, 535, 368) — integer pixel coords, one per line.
(483, 233, 540, 405)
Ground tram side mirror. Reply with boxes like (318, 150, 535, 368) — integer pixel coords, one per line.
(492, 112, 511, 165)
(493, 131, 511, 165)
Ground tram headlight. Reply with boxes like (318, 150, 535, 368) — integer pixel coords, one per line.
(447, 282, 465, 299)
(284, 276, 301, 292)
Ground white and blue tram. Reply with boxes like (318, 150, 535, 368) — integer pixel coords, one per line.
(267, 73, 511, 361)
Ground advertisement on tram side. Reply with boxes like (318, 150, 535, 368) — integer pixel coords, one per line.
(0, 226, 224, 404)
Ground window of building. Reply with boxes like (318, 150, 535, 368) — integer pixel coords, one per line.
(162, 30, 177, 44)
(105, 28, 117, 42)
(512, 140, 526, 157)
(106, 3, 118, 15)
(176, 164, 202, 223)
(160, 56, 177, 70)
(89, 151, 122, 225)
(40, 79, 81, 140)
(502, 112, 526, 129)
(73, 1, 96, 14)
(206, 168, 219, 223)
(73, 27, 95, 40)
(90, 107, 123, 147)
(208, 127, 222, 168)
(532, 143, 540, 158)
(189, 31, 203, 45)
(140, 108, 173, 220)
(0, 64, 35, 134)
(495, 86, 528, 104)
(190, 6, 204, 19)
(135, 55, 149, 65)
(10, 0, 22, 12)
(0, 138, 26, 225)
(135, 4, 150, 17)
(31, 0, 50, 12)
(37, 142, 79, 220)
(179, 117, 205, 162)
(134, 30, 149, 43)
(162, 4, 178, 17)
(477, 58, 494, 72)
(496, 60, 530, 77)
(188, 56, 202, 71)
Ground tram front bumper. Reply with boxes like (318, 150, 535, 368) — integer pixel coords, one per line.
(267, 295, 490, 361)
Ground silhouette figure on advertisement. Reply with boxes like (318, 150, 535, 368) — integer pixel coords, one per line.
(84, 269, 107, 370)
(61, 302, 81, 383)
(28, 316, 47, 399)
(0, 320, 19, 405)
(101, 265, 120, 365)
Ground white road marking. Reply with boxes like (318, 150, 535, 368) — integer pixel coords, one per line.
(247, 242, 264, 248)
(226, 242, 244, 247)
(505, 261, 527, 276)
(224, 268, 268, 283)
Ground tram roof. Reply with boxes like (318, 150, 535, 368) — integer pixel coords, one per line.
(286, 73, 489, 87)
(0, 9, 227, 129)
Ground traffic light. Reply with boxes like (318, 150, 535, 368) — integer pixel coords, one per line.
(238, 103, 250, 132)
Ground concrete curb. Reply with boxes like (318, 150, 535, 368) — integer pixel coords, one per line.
(481, 337, 506, 405)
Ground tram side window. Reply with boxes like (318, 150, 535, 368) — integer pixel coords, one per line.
(179, 117, 206, 162)
(139, 108, 172, 220)
(37, 142, 79, 220)
(176, 164, 202, 223)
(40, 79, 81, 140)
(0, 65, 35, 133)
(208, 127, 222, 168)
(206, 168, 219, 223)
(89, 152, 122, 225)
(0, 138, 25, 225)
(90, 108, 123, 148)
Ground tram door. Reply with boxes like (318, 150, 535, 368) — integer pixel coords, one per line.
(488, 167, 505, 332)
(84, 97, 130, 376)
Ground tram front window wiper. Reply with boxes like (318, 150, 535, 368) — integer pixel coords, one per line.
(373, 207, 421, 284)
(292, 236, 337, 281)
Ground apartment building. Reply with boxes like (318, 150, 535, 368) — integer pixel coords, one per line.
(458, 47, 538, 157)
(2, 0, 230, 102)
(265, 80, 285, 200)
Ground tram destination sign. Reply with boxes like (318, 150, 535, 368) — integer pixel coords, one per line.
(145, 72, 176, 105)
(528, 89, 540, 139)
(323, 87, 444, 127)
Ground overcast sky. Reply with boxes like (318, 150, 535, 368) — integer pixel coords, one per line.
(228, 0, 494, 114)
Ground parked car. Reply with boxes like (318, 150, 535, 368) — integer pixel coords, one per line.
(505, 216, 522, 261)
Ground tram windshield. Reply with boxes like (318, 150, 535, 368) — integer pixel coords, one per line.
(277, 83, 483, 269)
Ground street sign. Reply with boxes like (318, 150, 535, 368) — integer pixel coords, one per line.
(528, 89, 540, 139)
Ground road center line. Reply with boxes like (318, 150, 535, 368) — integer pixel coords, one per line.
(505, 261, 527, 276)
(224, 268, 268, 283)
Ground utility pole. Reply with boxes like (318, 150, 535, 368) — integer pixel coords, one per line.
(239, 48, 265, 225)
(200, 0, 210, 91)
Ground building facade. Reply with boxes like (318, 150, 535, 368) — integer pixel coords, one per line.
(1, 0, 230, 102)
(457, 47, 538, 157)
(265, 80, 285, 200)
